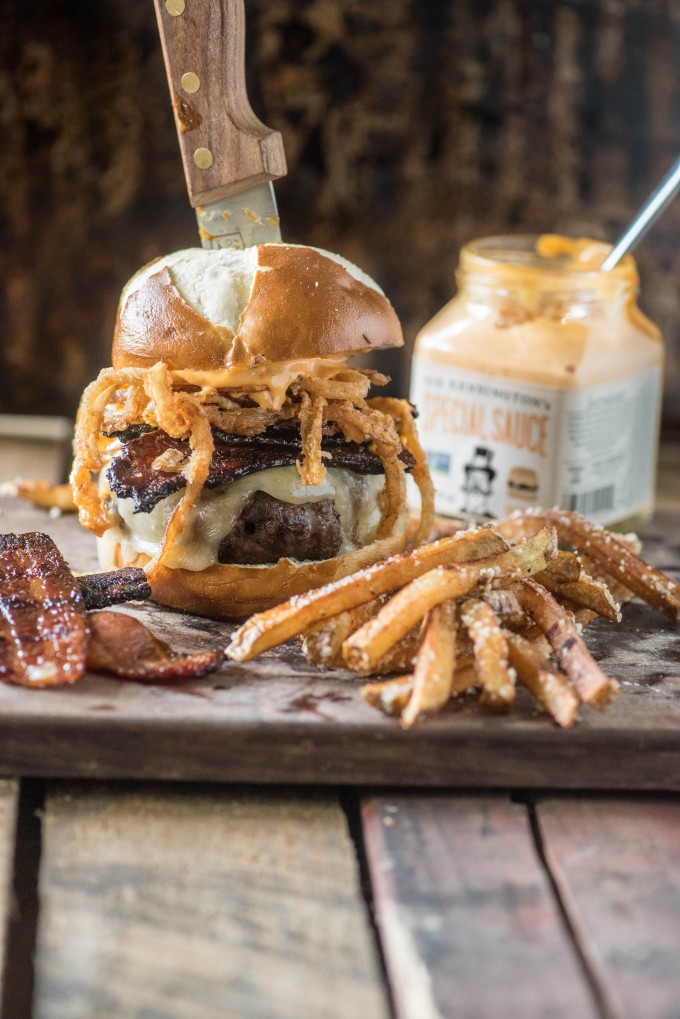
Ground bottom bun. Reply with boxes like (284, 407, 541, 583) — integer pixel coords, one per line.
(99, 508, 410, 619)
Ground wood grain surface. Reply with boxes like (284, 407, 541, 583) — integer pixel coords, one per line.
(0, 780, 18, 998)
(536, 797, 680, 1019)
(1, 495, 680, 787)
(362, 795, 597, 1019)
(4, 2, 680, 421)
(152, 0, 286, 206)
(33, 785, 387, 1019)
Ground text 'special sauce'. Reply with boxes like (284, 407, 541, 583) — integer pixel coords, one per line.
(409, 235, 664, 528)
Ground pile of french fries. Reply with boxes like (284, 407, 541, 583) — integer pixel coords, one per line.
(226, 509, 680, 728)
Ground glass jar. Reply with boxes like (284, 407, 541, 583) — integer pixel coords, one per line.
(409, 235, 664, 528)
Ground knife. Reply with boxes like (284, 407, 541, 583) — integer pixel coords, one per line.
(152, 0, 287, 249)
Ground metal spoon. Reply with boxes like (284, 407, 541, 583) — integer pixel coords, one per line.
(600, 154, 680, 270)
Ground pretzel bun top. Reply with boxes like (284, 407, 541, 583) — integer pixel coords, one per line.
(112, 243, 403, 371)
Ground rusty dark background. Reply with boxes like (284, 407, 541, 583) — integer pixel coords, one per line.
(1, 0, 680, 425)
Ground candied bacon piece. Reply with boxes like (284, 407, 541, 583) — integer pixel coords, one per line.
(77, 568, 151, 610)
(87, 611, 223, 683)
(106, 426, 415, 514)
(0, 532, 88, 687)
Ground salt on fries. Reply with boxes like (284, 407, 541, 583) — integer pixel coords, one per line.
(510, 579, 618, 708)
(507, 633, 580, 728)
(499, 508, 680, 621)
(460, 599, 515, 710)
(343, 527, 556, 673)
(400, 601, 457, 728)
(303, 599, 384, 667)
(226, 509, 680, 729)
(227, 524, 508, 661)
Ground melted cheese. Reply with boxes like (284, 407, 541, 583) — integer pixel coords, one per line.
(103, 465, 384, 571)
(173, 356, 348, 410)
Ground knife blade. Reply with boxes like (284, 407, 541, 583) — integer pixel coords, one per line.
(195, 181, 281, 250)
(152, 0, 286, 249)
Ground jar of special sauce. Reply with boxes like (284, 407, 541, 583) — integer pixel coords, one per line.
(409, 235, 664, 529)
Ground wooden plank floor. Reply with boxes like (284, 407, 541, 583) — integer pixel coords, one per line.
(362, 795, 598, 1019)
(537, 798, 680, 1019)
(31, 786, 388, 1019)
(8, 789, 680, 1018)
(361, 793, 680, 1019)
(0, 782, 18, 1001)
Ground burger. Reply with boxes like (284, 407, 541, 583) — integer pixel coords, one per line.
(506, 466, 539, 506)
(71, 244, 433, 618)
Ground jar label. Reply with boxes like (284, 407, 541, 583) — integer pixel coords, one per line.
(409, 359, 662, 525)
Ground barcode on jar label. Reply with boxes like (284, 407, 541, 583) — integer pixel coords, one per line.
(409, 359, 662, 526)
(565, 486, 615, 516)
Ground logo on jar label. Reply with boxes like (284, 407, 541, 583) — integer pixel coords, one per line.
(410, 359, 661, 525)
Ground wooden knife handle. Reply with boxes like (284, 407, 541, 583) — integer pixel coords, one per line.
(152, 0, 287, 208)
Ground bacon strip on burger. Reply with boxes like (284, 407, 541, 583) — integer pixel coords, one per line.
(71, 244, 434, 618)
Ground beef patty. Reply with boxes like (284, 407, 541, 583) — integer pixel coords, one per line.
(218, 492, 342, 564)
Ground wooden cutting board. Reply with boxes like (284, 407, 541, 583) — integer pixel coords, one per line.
(1, 495, 679, 789)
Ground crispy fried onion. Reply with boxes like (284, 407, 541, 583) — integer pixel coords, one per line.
(368, 397, 435, 544)
(141, 363, 213, 575)
(71, 364, 214, 572)
(325, 402, 406, 539)
(292, 369, 387, 405)
(297, 391, 327, 485)
(72, 364, 427, 562)
(102, 384, 150, 436)
(71, 367, 147, 536)
(193, 387, 295, 436)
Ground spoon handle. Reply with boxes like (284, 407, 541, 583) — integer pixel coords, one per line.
(601, 154, 680, 270)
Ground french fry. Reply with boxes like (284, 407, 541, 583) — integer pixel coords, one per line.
(460, 599, 515, 709)
(579, 555, 635, 608)
(496, 514, 541, 543)
(614, 532, 643, 556)
(567, 604, 599, 628)
(400, 601, 457, 728)
(343, 527, 557, 673)
(535, 550, 582, 584)
(303, 598, 383, 666)
(514, 627, 554, 658)
(507, 632, 580, 728)
(1, 479, 77, 512)
(481, 589, 527, 628)
(541, 573, 621, 623)
(426, 516, 467, 542)
(511, 579, 618, 707)
(227, 524, 508, 662)
(361, 675, 413, 717)
(352, 627, 422, 676)
(510, 509, 680, 621)
(450, 663, 479, 696)
(361, 662, 478, 720)
(229, 504, 662, 728)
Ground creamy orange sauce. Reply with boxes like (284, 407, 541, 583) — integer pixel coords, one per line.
(410, 234, 664, 528)
(173, 356, 348, 410)
(415, 234, 661, 388)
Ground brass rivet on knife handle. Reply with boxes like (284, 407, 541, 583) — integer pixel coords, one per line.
(181, 71, 200, 94)
(152, 0, 287, 208)
(165, 0, 185, 15)
(193, 147, 213, 170)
